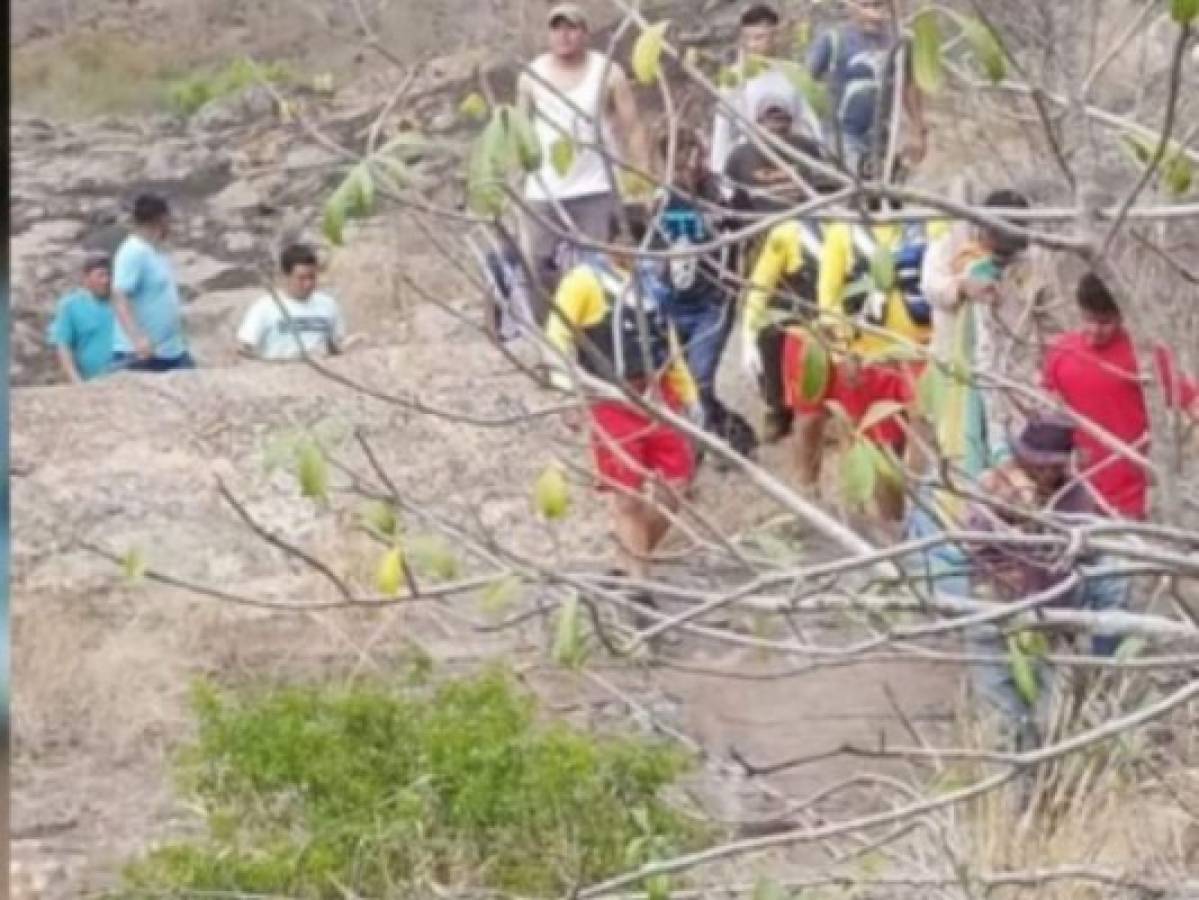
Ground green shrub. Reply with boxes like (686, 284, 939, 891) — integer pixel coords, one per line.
(118, 668, 705, 897)
(164, 58, 293, 116)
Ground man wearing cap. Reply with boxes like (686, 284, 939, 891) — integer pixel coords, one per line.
(709, 3, 823, 179)
(961, 416, 1129, 748)
(517, 2, 651, 321)
(47, 253, 117, 383)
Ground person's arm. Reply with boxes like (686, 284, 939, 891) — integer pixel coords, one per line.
(47, 302, 83, 383)
(817, 223, 854, 343)
(112, 243, 153, 358)
(236, 299, 265, 359)
(743, 223, 800, 343)
(1152, 343, 1199, 418)
(607, 65, 651, 185)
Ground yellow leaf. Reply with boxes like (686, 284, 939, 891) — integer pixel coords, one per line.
(406, 534, 460, 581)
(375, 547, 405, 597)
(960, 16, 1005, 83)
(361, 501, 399, 538)
(632, 20, 670, 86)
(122, 548, 147, 584)
(799, 334, 830, 403)
(480, 575, 522, 617)
(551, 593, 587, 668)
(297, 441, 329, 501)
(1007, 634, 1040, 706)
(458, 91, 488, 122)
(534, 463, 570, 520)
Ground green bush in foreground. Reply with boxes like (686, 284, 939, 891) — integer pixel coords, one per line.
(119, 668, 704, 897)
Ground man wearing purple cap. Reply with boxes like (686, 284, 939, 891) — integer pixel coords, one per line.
(961, 416, 1130, 749)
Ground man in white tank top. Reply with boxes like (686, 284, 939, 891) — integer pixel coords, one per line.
(516, 2, 650, 323)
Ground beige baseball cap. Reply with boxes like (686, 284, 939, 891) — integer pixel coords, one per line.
(547, 2, 589, 28)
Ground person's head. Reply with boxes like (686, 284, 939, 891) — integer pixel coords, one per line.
(979, 189, 1031, 264)
(1011, 415, 1075, 498)
(82, 254, 112, 298)
(280, 243, 320, 300)
(1076, 272, 1123, 348)
(132, 192, 170, 241)
(755, 91, 794, 137)
(608, 209, 650, 269)
(546, 2, 590, 61)
(740, 3, 781, 56)
(659, 129, 706, 191)
(848, 0, 889, 32)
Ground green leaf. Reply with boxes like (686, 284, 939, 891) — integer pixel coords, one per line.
(376, 546, 405, 597)
(361, 501, 400, 538)
(1121, 133, 1156, 166)
(479, 575, 522, 617)
(743, 53, 770, 79)
(645, 873, 672, 900)
(506, 104, 543, 172)
(1015, 629, 1049, 658)
(857, 399, 907, 436)
(322, 200, 346, 245)
(534, 463, 571, 520)
(718, 66, 742, 89)
(632, 21, 670, 86)
(297, 440, 329, 501)
(870, 242, 896, 291)
(122, 547, 147, 584)
(458, 91, 488, 122)
(1165, 153, 1193, 196)
(799, 335, 830, 403)
(1007, 634, 1040, 706)
(551, 593, 587, 668)
(916, 364, 945, 420)
(959, 15, 1005, 83)
(405, 534, 460, 581)
(911, 8, 945, 95)
(550, 136, 576, 177)
(466, 111, 511, 216)
(1171, 0, 1199, 25)
(775, 60, 831, 120)
(864, 437, 904, 488)
(841, 439, 877, 507)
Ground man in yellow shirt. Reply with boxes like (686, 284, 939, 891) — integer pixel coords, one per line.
(742, 211, 946, 518)
(545, 215, 701, 601)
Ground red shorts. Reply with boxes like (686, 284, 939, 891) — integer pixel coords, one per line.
(782, 330, 918, 449)
(588, 392, 695, 492)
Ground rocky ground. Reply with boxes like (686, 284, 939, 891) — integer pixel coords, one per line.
(9, 3, 963, 896)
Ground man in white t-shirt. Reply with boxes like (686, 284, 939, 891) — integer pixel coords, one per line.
(237, 243, 346, 361)
(516, 2, 650, 320)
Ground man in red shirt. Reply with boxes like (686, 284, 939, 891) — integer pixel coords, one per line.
(1042, 273, 1197, 519)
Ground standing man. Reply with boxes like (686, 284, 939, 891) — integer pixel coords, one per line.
(237, 243, 347, 361)
(545, 214, 701, 600)
(807, 0, 928, 176)
(710, 3, 823, 179)
(1042, 273, 1198, 520)
(517, 2, 651, 319)
(46, 254, 116, 383)
(111, 192, 194, 372)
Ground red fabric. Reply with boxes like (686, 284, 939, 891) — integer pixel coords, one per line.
(1153, 344, 1199, 413)
(588, 387, 695, 491)
(1042, 330, 1151, 519)
(782, 330, 914, 449)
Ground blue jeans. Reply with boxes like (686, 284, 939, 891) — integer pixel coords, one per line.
(905, 486, 1130, 733)
(114, 351, 196, 373)
(662, 295, 732, 430)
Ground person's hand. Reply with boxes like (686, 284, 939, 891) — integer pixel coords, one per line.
(741, 333, 763, 379)
(960, 275, 1000, 303)
(133, 334, 153, 360)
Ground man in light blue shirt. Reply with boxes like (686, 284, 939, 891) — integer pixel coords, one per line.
(47, 254, 117, 382)
(111, 192, 195, 372)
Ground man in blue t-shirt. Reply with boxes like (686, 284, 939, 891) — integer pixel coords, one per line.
(47, 253, 117, 383)
(807, 0, 928, 175)
(112, 192, 195, 372)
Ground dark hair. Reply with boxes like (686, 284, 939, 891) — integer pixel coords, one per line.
(982, 189, 1031, 257)
(82, 253, 112, 274)
(1077, 272, 1121, 319)
(280, 242, 319, 274)
(132, 193, 170, 225)
(608, 208, 651, 245)
(740, 3, 780, 27)
(658, 128, 705, 163)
